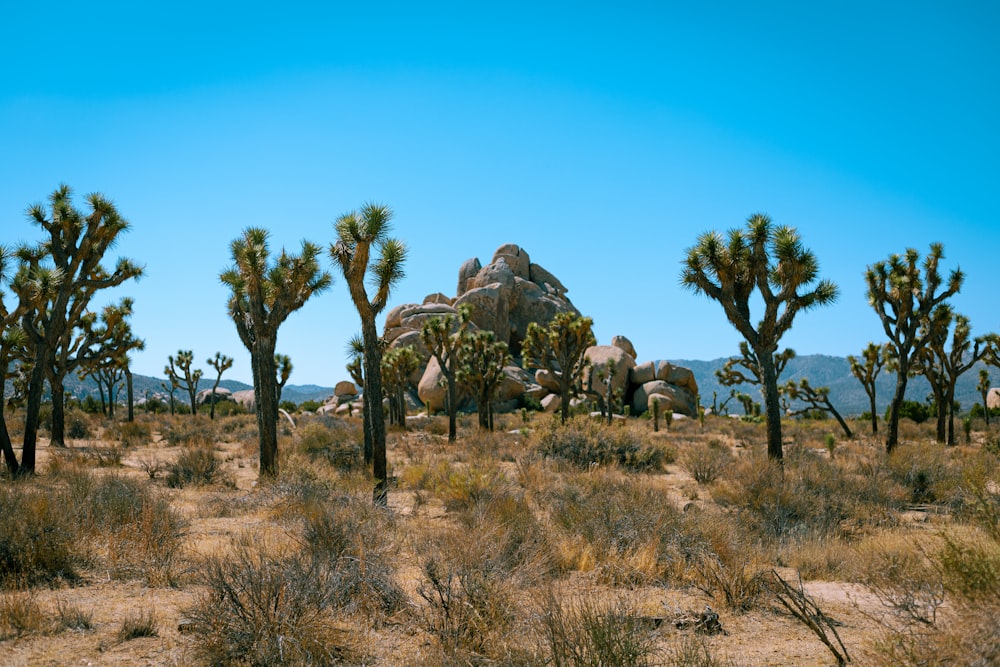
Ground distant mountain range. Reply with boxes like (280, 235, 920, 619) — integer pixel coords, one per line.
(19, 354, 1000, 417)
(671, 355, 994, 417)
(58, 374, 334, 406)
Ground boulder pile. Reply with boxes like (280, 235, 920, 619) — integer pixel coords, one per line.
(332, 243, 699, 417)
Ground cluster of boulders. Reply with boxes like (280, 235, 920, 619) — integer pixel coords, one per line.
(321, 243, 699, 418)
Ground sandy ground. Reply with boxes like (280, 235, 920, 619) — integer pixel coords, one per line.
(1, 429, 892, 666)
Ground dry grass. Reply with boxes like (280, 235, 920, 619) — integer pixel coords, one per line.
(2, 408, 998, 665)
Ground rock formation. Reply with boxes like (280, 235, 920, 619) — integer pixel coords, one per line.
(330, 243, 699, 418)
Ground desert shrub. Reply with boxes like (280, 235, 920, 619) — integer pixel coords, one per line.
(956, 453, 1000, 540)
(543, 472, 701, 585)
(713, 450, 901, 543)
(296, 419, 364, 472)
(299, 399, 322, 412)
(166, 446, 229, 488)
(0, 484, 77, 587)
(117, 607, 158, 641)
(66, 410, 91, 439)
(891, 400, 933, 424)
(452, 489, 556, 586)
(161, 417, 217, 447)
(55, 599, 93, 632)
(417, 555, 517, 660)
(536, 591, 661, 667)
(441, 460, 511, 513)
(112, 420, 151, 447)
(886, 442, 964, 506)
(185, 533, 357, 666)
(683, 440, 732, 484)
(0, 591, 51, 640)
(301, 494, 405, 618)
(65, 474, 186, 583)
(532, 419, 671, 472)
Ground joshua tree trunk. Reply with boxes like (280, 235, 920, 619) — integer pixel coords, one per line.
(886, 365, 909, 454)
(867, 391, 878, 435)
(758, 346, 784, 463)
(0, 401, 19, 477)
(21, 350, 48, 473)
(252, 332, 280, 477)
(946, 385, 958, 446)
(362, 319, 388, 505)
(126, 368, 134, 422)
(49, 378, 67, 447)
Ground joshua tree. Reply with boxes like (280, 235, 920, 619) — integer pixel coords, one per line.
(457, 329, 511, 431)
(12, 186, 142, 468)
(681, 213, 838, 461)
(522, 311, 596, 425)
(275, 353, 293, 404)
(847, 342, 893, 435)
(978, 369, 992, 426)
(382, 345, 420, 429)
(780, 378, 853, 438)
(222, 227, 331, 478)
(161, 380, 178, 416)
(0, 245, 30, 476)
(329, 202, 406, 505)
(206, 352, 234, 420)
(421, 306, 472, 440)
(717, 342, 796, 391)
(866, 243, 963, 453)
(165, 350, 203, 418)
(76, 299, 144, 420)
(913, 306, 995, 445)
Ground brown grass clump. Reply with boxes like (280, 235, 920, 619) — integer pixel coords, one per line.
(683, 439, 733, 484)
(184, 532, 360, 666)
(531, 418, 674, 472)
(166, 445, 232, 488)
(0, 483, 78, 587)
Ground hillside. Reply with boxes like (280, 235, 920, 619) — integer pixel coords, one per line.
(675, 354, 994, 417)
(58, 373, 334, 406)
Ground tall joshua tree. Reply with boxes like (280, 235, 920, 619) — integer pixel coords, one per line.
(13, 186, 142, 470)
(165, 350, 203, 417)
(866, 244, 962, 453)
(221, 228, 331, 478)
(76, 299, 144, 420)
(847, 342, 893, 435)
(421, 306, 472, 441)
(330, 203, 406, 506)
(206, 352, 234, 420)
(0, 245, 29, 476)
(522, 311, 596, 425)
(681, 213, 838, 462)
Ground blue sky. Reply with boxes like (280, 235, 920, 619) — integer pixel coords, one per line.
(2, 2, 998, 387)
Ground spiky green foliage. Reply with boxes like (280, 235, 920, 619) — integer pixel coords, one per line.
(382, 345, 421, 428)
(165, 350, 203, 419)
(913, 307, 996, 445)
(330, 202, 406, 505)
(866, 243, 963, 452)
(11, 185, 143, 471)
(275, 353, 292, 404)
(978, 369, 992, 426)
(221, 227, 332, 477)
(420, 305, 472, 441)
(847, 342, 894, 435)
(681, 213, 838, 461)
(457, 329, 511, 431)
(522, 311, 596, 425)
(76, 298, 144, 420)
(206, 352, 234, 420)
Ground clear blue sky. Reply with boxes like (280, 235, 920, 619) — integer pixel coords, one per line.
(3, 1, 998, 388)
